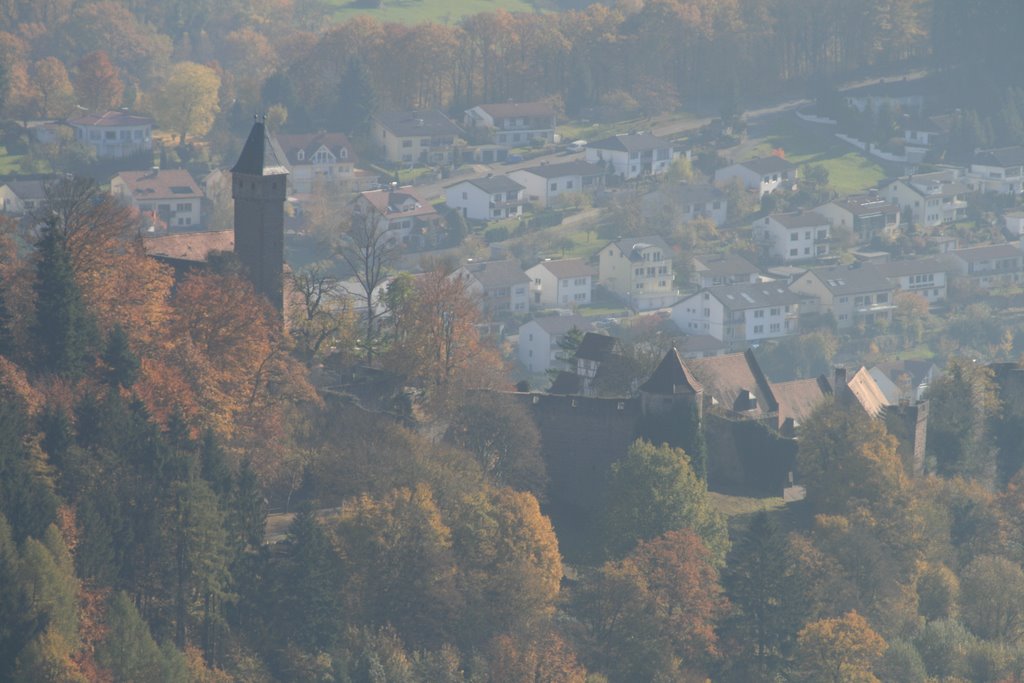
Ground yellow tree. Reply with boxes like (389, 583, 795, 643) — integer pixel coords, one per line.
(154, 62, 221, 145)
(795, 611, 886, 683)
(31, 57, 74, 118)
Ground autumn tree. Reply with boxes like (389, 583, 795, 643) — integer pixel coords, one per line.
(794, 611, 887, 683)
(603, 439, 728, 560)
(336, 208, 400, 367)
(959, 554, 1024, 642)
(31, 57, 73, 118)
(153, 61, 221, 145)
(73, 51, 123, 111)
(445, 391, 546, 496)
(288, 263, 355, 367)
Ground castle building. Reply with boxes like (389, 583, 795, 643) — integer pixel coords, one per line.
(231, 118, 289, 311)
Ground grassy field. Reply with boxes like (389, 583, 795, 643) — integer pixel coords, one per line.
(742, 118, 888, 196)
(0, 147, 25, 174)
(327, 0, 541, 24)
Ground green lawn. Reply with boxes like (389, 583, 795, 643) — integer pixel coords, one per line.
(742, 118, 887, 195)
(327, 0, 540, 24)
(0, 146, 24, 174)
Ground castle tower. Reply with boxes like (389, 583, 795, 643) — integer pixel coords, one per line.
(231, 117, 289, 311)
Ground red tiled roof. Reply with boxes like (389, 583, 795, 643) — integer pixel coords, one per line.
(115, 169, 202, 200)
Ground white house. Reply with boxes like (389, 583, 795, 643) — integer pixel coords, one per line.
(880, 170, 969, 227)
(947, 242, 1024, 290)
(525, 258, 595, 307)
(873, 257, 949, 307)
(451, 259, 531, 316)
(597, 236, 676, 310)
(966, 146, 1024, 195)
(788, 264, 897, 329)
(585, 133, 677, 180)
(691, 253, 759, 288)
(463, 102, 557, 147)
(507, 161, 606, 206)
(66, 110, 153, 160)
(110, 168, 203, 230)
(814, 194, 901, 245)
(753, 211, 831, 263)
(0, 178, 50, 215)
(444, 175, 525, 221)
(642, 182, 728, 227)
(517, 314, 593, 374)
(1005, 211, 1024, 238)
(371, 110, 463, 166)
(714, 157, 798, 197)
(670, 282, 801, 350)
(274, 132, 358, 194)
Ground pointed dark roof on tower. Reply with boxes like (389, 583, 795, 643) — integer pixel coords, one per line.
(231, 119, 289, 176)
(639, 347, 703, 395)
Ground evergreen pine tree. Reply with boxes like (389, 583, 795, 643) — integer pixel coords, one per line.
(337, 59, 376, 138)
(101, 324, 139, 388)
(31, 220, 97, 377)
(199, 429, 233, 498)
(0, 285, 14, 359)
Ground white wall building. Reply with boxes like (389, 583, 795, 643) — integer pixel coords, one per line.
(525, 258, 595, 307)
(670, 283, 801, 350)
(714, 157, 798, 197)
(517, 315, 592, 374)
(753, 211, 831, 263)
(507, 161, 606, 206)
(67, 110, 153, 160)
(463, 102, 557, 147)
(880, 170, 969, 227)
(597, 236, 676, 310)
(110, 168, 203, 230)
(585, 133, 677, 180)
(444, 175, 525, 221)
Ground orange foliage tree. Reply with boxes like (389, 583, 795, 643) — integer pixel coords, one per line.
(795, 611, 887, 683)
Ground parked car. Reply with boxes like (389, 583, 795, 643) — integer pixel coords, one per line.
(566, 140, 587, 152)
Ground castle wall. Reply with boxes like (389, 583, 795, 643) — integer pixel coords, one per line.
(704, 414, 796, 495)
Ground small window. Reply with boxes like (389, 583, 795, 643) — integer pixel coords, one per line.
(297, 150, 305, 161)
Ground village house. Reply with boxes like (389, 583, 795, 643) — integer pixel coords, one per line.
(0, 178, 50, 215)
(670, 282, 801, 350)
(814, 194, 901, 245)
(462, 101, 557, 147)
(880, 170, 969, 227)
(947, 242, 1024, 290)
(273, 132, 358, 194)
(788, 263, 897, 329)
(352, 185, 446, 250)
(110, 167, 203, 231)
(451, 259, 530, 316)
(642, 182, 728, 227)
(965, 146, 1024, 195)
(872, 257, 949, 307)
(66, 110, 153, 160)
(525, 258, 595, 307)
(691, 253, 759, 288)
(371, 110, 463, 166)
(597, 235, 676, 311)
(714, 156, 798, 197)
(507, 161, 606, 207)
(1005, 211, 1024, 238)
(443, 175, 525, 221)
(585, 132, 678, 180)
(903, 113, 954, 150)
(517, 315, 593, 375)
(753, 210, 831, 263)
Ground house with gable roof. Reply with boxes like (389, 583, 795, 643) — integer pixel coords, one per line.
(525, 258, 595, 307)
(670, 282, 801, 349)
(352, 185, 446, 250)
(947, 242, 1024, 289)
(815, 194, 901, 246)
(273, 132, 358, 194)
(642, 182, 728, 227)
(444, 175, 525, 221)
(880, 170, 969, 227)
(110, 167, 204, 230)
(691, 253, 759, 288)
(507, 161, 606, 206)
(451, 259, 530, 316)
(0, 178, 52, 215)
(371, 110, 464, 166)
(518, 315, 594, 374)
(966, 146, 1024, 195)
(753, 210, 831, 263)
(872, 257, 949, 306)
(714, 157, 798, 197)
(585, 132, 677, 179)
(463, 101, 557, 147)
(597, 235, 676, 310)
(788, 263, 897, 328)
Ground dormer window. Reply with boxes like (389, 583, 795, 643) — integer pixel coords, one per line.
(297, 150, 305, 161)
(734, 389, 758, 412)
(339, 148, 347, 159)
